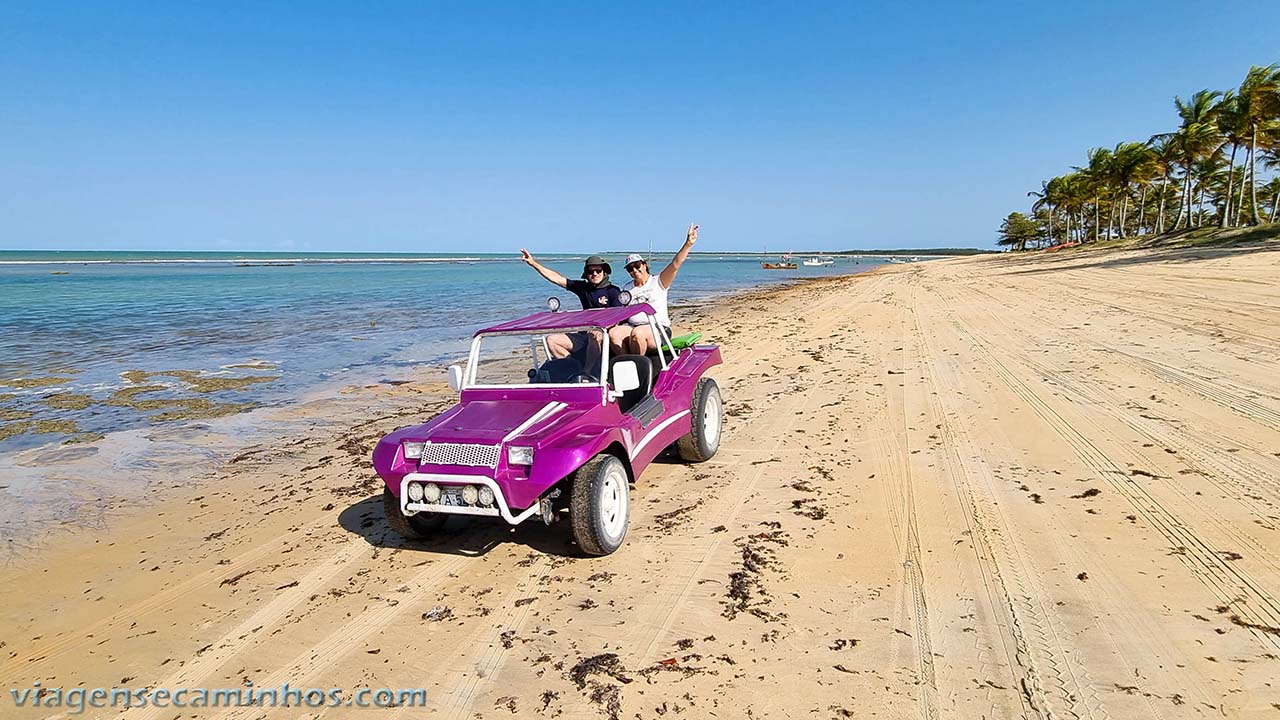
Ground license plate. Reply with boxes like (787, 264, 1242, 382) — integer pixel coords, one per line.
(438, 487, 464, 506)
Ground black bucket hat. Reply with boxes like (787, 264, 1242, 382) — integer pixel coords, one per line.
(581, 254, 613, 278)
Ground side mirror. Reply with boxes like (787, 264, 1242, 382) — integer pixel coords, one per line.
(611, 360, 640, 393)
(447, 365, 464, 392)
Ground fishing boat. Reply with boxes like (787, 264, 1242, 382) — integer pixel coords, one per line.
(761, 246, 797, 270)
(802, 256, 835, 267)
(762, 259, 797, 270)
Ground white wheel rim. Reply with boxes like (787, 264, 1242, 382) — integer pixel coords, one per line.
(703, 388, 721, 447)
(599, 467, 628, 539)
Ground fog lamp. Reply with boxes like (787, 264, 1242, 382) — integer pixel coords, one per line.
(407, 482, 424, 502)
(422, 483, 441, 503)
(478, 486, 495, 506)
(461, 485, 480, 505)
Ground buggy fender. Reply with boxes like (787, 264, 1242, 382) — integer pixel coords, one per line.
(371, 406, 464, 485)
(653, 345, 722, 408)
(525, 425, 629, 494)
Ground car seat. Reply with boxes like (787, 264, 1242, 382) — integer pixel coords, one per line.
(608, 354, 653, 413)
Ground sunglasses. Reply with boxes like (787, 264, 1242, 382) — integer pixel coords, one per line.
(585, 267, 605, 275)
(626, 264, 645, 274)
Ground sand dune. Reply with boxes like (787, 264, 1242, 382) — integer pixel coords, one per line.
(2, 243, 1279, 718)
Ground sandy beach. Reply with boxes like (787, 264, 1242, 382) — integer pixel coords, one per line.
(3, 242, 1280, 719)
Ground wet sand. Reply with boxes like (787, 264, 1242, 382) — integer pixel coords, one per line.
(2, 242, 1280, 718)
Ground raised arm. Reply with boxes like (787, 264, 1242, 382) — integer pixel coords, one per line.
(658, 224, 697, 289)
(520, 249, 569, 288)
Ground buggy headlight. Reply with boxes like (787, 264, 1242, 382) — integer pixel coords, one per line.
(507, 446, 534, 466)
(406, 482, 424, 502)
(403, 442, 425, 460)
(547, 296, 562, 312)
(478, 486, 495, 506)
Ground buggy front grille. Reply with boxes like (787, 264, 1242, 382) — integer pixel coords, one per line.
(418, 442, 501, 469)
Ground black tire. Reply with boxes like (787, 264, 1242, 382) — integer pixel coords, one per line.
(383, 487, 447, 539)
(569, 454, 631, 556)
(676, 377, 722, 462)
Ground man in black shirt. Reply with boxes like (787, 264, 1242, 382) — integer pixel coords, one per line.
(521, 250, 623, 309)
(520, 250, 623, 362)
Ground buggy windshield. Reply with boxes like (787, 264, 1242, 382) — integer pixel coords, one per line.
(471, 329, 606, 387)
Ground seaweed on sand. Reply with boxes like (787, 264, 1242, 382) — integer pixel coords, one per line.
(651, 500, 704, 532)
(565, 654, 632, 720)
(723, 529, 790, 621)
(568, 654, 632, 689)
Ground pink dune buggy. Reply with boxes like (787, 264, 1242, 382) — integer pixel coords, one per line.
(372, 301, 723, 555)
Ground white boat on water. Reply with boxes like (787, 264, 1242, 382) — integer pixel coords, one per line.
(802, 256, 835, 267)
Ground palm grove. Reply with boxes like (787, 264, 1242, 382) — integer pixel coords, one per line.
(998, 63, 1280, 251)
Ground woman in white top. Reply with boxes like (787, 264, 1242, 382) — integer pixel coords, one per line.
(608, 223, 698, 355)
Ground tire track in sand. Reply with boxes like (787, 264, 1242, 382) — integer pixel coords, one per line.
(951, 286, 1280, 577)
(910, 288, 1107, 720)
(122, 537, 373, 720)
(1, 516, 335, 684)
(211, 550, 476, 720)
(872, 288, 940, 720)
(626, 273, 895, 673)
(939, 299, 1280, 650)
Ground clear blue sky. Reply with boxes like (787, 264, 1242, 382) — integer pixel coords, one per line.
(2, 1, 1277, 252)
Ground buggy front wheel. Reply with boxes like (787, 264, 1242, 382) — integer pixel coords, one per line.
(569, 455, 630, 556)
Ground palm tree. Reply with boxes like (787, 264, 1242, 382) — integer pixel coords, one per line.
(1057, 172, 1091, 242)
(1264, 147, 1280, 222)
(1147, 136, 1179, 234)
(1192, 152, 1229, 225)
(1110, 142, 1157, 237)
(1081, 147, 1114, 241)
(1028, 180, 1053, 243)
(1029, 176, 1075, 244)
(1167, 90, 1224, 230)
(1216, 91, 1247, 226)
(1266, 176, 1280, 223)
(1237, 64, 1280, 224)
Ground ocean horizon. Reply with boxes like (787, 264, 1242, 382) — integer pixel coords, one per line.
(0, 249, 921, 264)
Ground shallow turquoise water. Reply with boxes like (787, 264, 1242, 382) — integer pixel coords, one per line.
(0, 251, 887, 450)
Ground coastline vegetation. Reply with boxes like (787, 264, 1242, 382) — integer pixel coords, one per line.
(1000, 62, 1280, 251)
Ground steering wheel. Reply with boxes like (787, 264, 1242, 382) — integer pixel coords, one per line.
(567, 372, 599, 384)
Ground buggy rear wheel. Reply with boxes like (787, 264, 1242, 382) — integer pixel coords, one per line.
(676, 377, 721, 462)
(383, 487, 447, 539)
(569, 454, 630, 556)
